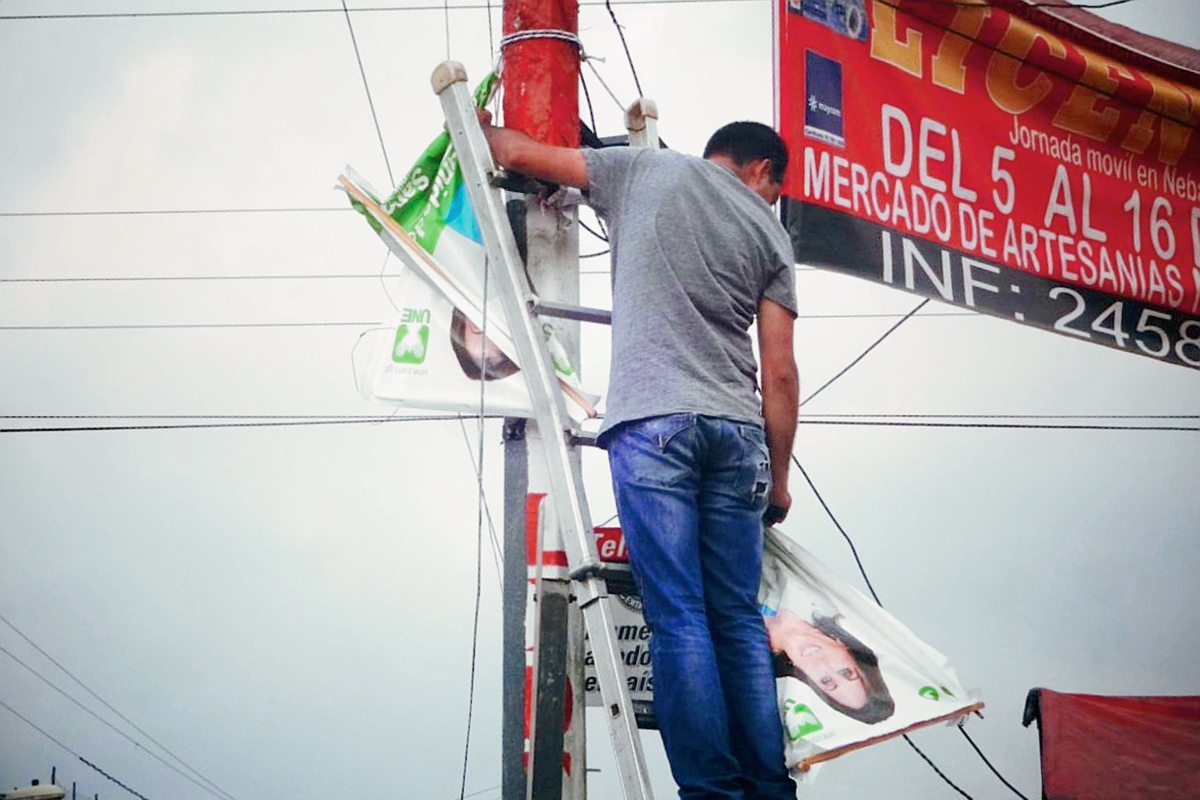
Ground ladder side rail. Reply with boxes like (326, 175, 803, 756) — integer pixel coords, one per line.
(431, 61, 653, 800)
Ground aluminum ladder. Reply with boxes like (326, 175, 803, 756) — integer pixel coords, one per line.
(431, 61, 655, 800)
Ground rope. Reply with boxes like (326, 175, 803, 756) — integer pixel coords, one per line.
(499, 28, 583, 53)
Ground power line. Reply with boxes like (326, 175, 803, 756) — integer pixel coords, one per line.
(0, 312, 977, 326)
(0, 612, 238, 800)
(4, 413, 1195, 421)
(803, 413, 1200, 420)
(800, 298, 930, 407)
(0, 207, 348, 217)
(792, 455, 982, 799)
(0, 274, 384, 283)
(0, 699, 159, 800)
(1, 322, 377, 330)
(902, 736, 976, 800)
(342, 0, 395, 186)
(0, 415, 498, 434)
(958, 727, 1032, 800)
(4, 416, 1192, 434)
(797, 419, 1199, 432)
(79, 757, 154, 800)
(0, 643, 228, 800)
(604, 0, 644, 98)
(0, 0, 767, 21)
(0, 695, 84, 760)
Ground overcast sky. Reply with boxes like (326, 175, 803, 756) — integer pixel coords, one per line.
(1, 1, 1198, 799)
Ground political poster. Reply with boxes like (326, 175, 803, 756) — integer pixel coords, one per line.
(760, 528, 981, 772)
(583, 526, 655, 727)
(341, 74, 599, 417)
(779, 0, 1200, 369)
(583, 525, 981, 767)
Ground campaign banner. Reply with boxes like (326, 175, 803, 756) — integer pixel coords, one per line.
(780, 0, 1200, 369)
(583, 527, 656, 726)
(341, 74, 599, 417)
(760, 528, 981, 772)
(582, 526, 980, 765)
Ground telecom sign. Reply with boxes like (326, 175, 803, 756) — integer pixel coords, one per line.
(779, 0, 1200, 369)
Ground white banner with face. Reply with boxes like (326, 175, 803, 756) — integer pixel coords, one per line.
(358, 265, 543, 418)
(759, 529, 981, 772)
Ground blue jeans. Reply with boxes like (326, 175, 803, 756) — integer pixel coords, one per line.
(606, 414, 796, 800)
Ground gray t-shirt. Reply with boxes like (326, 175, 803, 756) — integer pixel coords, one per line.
(585, 146, 796, 440)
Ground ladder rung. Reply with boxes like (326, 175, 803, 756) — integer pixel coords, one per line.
(569, 430, 600, 449)
(532, 299, 613, 325)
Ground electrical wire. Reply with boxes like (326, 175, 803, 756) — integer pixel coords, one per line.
(1, 322, 378, 330)
(791, 457, 982, 798)
(0, 274, 385, 283)
(790, 455, 882, 603)
(578, 218, 609, 243)
(583, 58, 627, 112)
(902, 736, 976, 799)
(459, 420, 505, 587)
(800, 298, 930, 407)
(0, 0, 771, 21)
(342, 0, 395, 186)
(4, 415, 1191, 434)
(0, 695, 83, 760)
(0, 207, 348, 217)
(797, 419, 1199, 432)
(4, 413, 1194, 421)
(580, 71, 599, 140)
(0, 612, 238, 800)
(0, 643, 229, 800)
(78, 758, 154, 800)
(604, 0, 644, 98)
(0, 415, 496, 434)
(959, 727, 1032, 800)
(0, 699, 158, 800)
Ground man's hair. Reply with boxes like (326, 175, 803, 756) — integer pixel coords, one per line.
(703, 121, 789, 185)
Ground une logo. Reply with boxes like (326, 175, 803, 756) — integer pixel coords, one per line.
(782, 698, 823, 741)
(393, 310, 431, 364)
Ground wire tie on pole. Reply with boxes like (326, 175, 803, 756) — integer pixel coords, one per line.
(498, 29, 585, 58)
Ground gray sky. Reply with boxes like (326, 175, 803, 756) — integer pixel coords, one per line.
(1, 1, 1198, 799)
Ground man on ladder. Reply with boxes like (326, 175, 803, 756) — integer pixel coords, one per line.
(479, 111, 801, 800)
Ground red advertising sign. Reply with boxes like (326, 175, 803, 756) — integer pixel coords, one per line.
(779, 0, 1200, 369)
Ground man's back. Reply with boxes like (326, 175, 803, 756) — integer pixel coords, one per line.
(584, 146, 796, 437)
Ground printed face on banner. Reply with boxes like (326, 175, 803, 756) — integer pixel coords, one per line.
(758, 529, 980, 771)
(579, 527, 980, 764)
(779, 0, 1200, 369)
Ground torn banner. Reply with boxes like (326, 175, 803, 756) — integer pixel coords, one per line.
(341, 74, 598, 419)
(759, 529, 982, 772)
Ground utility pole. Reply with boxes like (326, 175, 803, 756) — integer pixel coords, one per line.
(498, 2, 585, 800)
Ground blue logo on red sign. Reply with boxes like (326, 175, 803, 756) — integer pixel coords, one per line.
(804, 50, 845, 148)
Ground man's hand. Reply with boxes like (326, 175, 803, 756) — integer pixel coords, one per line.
(763, 497, 790, 527)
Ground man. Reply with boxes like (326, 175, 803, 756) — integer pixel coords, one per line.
(481, 112, 800, 800)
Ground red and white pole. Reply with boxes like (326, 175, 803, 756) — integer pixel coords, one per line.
(499, 3, 586, 800)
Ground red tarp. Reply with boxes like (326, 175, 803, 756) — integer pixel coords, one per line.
(1023, 688, 1200, 800)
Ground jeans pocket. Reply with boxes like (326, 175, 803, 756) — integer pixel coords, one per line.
(634, 413, 698, 453)
(608, 414, 698, 490)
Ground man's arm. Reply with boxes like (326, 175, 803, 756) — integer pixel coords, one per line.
(757, 297, 800, 524)
(477, 110, 589, 189)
